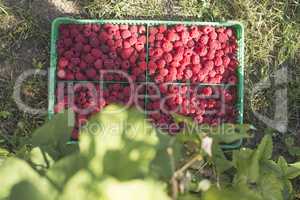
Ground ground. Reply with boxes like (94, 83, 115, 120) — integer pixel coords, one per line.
(0, 0, 299, 175)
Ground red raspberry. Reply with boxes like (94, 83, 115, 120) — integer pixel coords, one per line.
(149, 27, 158, 35)
(199, 35, 209, 45)
(163, 53, 173, 63)
(138, 35, 146, 44)
(84, 53, 95, 64)
(187, 40, 195, 48)
(138, 61, 147, 71)
(184, 69, 193, 79)
(159, 68, 169, 77)
(63, 38, 72, 47)
(208, 70, 216, 78)
(203, 26, 214, 34)
(184, 49, 193, 57)
(86, 68, 97, 79)
(138, 26, 146, 34)
(158, 25, 167, 33)
(203, 60, 214, 70)
(83, 45, 91, 53)
(209, 31, 217, 40)
(119, 24, 129, 30)
(215, 65, 225, 74)
(225, 28, 233, 37)
(173, 41, 183, 48)
(94, 59, 103, 69)
(155, 75, 164, 83)
(214, 56, 223, 66)
(57, 69, 66, 79)
(156, 33, 164, 41)
(152, 48, 164, 58)
(121, 47, 134, 59)
(228, 75, 237, 84)
(171, 61, 180, 68)
(180, 31, 189, 43)
(128, 36, 137, 45)
(135, 42, 144, 52)
(167, 31, 179, 41)
(162, 41, 173, 52)
(74, 43, 83, 52)
(175, 24, 185, 32)
(58, 57, 69, 68)
(91, 48, 102, 58)
(192, 64, 201, 73)
(190, 28, 200, 39)
(218, 32, 228, 43)
(123, 41, 131, 48)
(121, 60, 130, 70)
(215, 50, 224, 57)
(195, 46, 208, 57)
(206, 49, 215, 60)
(129, 25, 138, 33)
(129, 53, 138, 64)
(155, 41, 162, 48)
(191, 55, 200, 64)
(79, 61, 87, 69)
(90, 37, 99, 47)
(75, 72, 86, 80)
(156, 59, 166, 69)
(121, 30, 131, 39)
(223, 56, 230, 66)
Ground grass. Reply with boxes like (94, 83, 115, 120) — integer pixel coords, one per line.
(0, 0, 299, 162)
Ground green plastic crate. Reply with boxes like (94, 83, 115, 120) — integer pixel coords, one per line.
(48, 17, 244, 148)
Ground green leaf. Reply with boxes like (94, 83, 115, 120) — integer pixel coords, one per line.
(0, 158, 56, 199)
(8, 181, 49, 200)
(31, 109, 78, 160)
(79, 104, 159, 178)
(28, 147, 54, 172)
(150, 135, 183, 180)
(60, 170, 102, 200)
(46, 153, 88, 189)
(287, 162, 300, 179)
(211, 143, 233, 174)
(255, 135, 273, 161)
(256, 173, 284, 200)
(202, 185, 263, 200)
(99, 178, 171, 200)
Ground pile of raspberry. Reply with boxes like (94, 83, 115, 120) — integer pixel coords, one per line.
(54, 23, 239, 139)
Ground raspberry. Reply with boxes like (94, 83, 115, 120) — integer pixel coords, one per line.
(208, 70, 216, 78)
(157, 59, 166, 69)
(155, 41, 162, 48)
(195, 46, 208, 57)
(163, 53, 173, 63)
(162, 41, 173, 52)
(138, 35, 146, 44)
(90, 37, 100, 47)
(191, 55, 200, 64)
(91, 48, 102, 58)
(159, 68, 169, 77)
(167, 31, 179, 41)
(152, 48, 164, 58)
(156, 33, 164, 41)
(190, 28, 200, 39)
(149, 27, 158, 35)
(121, 30, 131, 39)
(214, 56, 223, 66)
(184, 69, 193, 79)
(75, 72, 86, 80)
(121, 60, 130, 69)
(123, 41, 131, 48)
(138, 61, 147, 71)
(228, 75, 237, 84)
(223, 56, 231, 66)
(204, 60, 214, 70)
(79, 61, 87, 69)
(218, 32, 228, 43)
(175, 24, 185, 32)
(199, 35, 209, 45)
(58, 57, 69, 68)
(84, 53, 95, 64)
(138, 26, 146, 34)
(94, 59, 103, 69)
(187, 40, 195, 48)
(57, 69, 66, 79)
(135, 42, 144, 52)
(203, 26, 214, 34)
(158, 25, 167, 33)
(86, 68, 97, 79)
(173, 41, 183, 48)
(119, 24, 129, 30)
(83, 45, 91, 53)
(192, 64, 201, 74)
(129, 25, 138, 33)
(121, 47, 134, 59)
(225, 28, 233, 37)
(209, 31, 218, 40)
